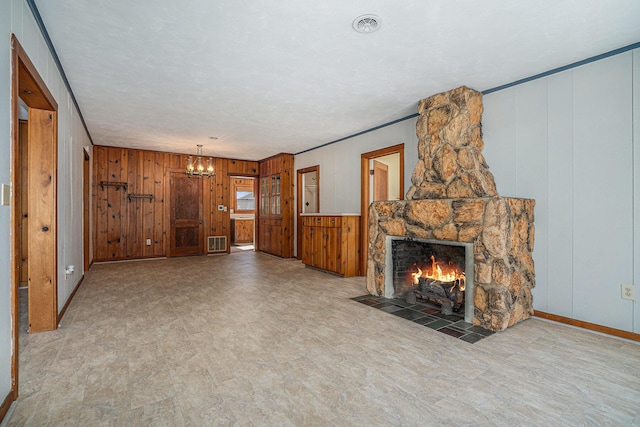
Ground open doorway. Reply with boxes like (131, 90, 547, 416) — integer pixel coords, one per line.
(230, 177, 257, 253)
(360, 144, 404, 275)
(296, 166, 319, 260)
(11, 35, 59, 401)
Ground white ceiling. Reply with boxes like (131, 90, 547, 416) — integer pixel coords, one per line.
(34, 0, 640, 160)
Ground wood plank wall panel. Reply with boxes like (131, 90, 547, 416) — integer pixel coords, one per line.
(212, 158, 230, 243)
(93, 146, 258, 261)
(280, 154, 295, 257)
(103, 147, 127, 259)
(126, 149, 141, 259)
(94, 146, 108, 260)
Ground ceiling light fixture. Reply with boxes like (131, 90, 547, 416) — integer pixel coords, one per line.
(352, 14, 381, 34)
(186, 144, 214, 178)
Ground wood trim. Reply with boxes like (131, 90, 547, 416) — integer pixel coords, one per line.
(10, 34, 20, 399)
(360, 144, 404, 276)
(296, 165, 319, 260)
(11, 35, 57, 111)
(83, 150, 90, 272)
(534, 311, 640, 342)
(57, 275, 85, 325)
(0, 389, 14, 424)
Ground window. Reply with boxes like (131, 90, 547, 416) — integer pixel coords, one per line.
(236, 190, 255, 211)
(232, 178, 256, 214)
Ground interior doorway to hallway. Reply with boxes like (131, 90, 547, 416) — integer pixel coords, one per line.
(10, 35, 59, 402)
(360, 144, 404, 275)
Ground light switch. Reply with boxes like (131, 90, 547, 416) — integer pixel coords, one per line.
(1, 184, 10, 206)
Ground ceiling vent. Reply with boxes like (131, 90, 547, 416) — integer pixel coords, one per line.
(352, 15, 381, 34)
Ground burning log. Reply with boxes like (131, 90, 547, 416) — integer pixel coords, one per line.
(408, 256, 466, 315)
(414, 277, 464, 313)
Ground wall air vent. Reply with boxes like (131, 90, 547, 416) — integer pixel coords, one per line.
(208, 236, 227, 253)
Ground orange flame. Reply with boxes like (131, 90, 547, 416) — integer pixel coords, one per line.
(411, 255, 465, 288)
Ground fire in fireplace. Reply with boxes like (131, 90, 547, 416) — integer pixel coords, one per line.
(387, 237, 474, 322)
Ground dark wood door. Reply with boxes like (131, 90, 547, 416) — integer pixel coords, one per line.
(170, 173, 203, 256)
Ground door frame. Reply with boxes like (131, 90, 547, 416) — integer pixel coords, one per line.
(360, 144, 404, 276)
(10, 34, 59, 401)
(83, 148, 91, 272)
(296, 165, 319, 260)
(228, 175, 259, 249)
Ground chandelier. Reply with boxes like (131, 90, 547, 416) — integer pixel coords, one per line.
(185, 144, 214, 178)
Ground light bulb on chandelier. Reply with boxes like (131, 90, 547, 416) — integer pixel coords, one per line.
(185, 144, 215, 178)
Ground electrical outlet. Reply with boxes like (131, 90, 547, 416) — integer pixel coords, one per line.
(146, 239, 152, 246)
(621, 284, 635, 301)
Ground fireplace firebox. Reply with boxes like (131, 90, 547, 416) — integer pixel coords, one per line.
(386, 237, 474, 323)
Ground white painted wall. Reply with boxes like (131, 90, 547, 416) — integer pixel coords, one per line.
(0, 0, 93, 403)
(483, 50, 638, 332)
(294, 118, 419, 214)
(0, 0, 13, 408)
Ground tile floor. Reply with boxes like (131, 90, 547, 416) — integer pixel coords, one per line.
(3, 253, 640, 426)
(352, 295, 493, 343)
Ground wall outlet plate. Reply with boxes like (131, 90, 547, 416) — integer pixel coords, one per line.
(146, 239, 152, 246)
(621, 284, 636, 301)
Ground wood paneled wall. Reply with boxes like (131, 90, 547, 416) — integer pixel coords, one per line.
(93, 145, 258, 261)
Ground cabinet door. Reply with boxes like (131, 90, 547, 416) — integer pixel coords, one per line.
(311, 220, 323, 268)
(270, 175, 281, 215)
(324, 226, 341, 273)
(260, 178, 270, 215)
(302, 226, 313, 265)
(270, 222, 283, 257)
(259, 219, 269, 252)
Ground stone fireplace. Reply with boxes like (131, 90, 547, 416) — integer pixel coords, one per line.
(366, 86, 535, 332)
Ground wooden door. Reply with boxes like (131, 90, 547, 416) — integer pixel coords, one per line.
(373, 160, 388, 201)
(170, 173, 203, 256)
(324, 225, 340, 274)
(27, 108, 58, 332)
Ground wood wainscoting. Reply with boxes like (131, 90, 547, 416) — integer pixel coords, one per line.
(92, 145, 258, 261)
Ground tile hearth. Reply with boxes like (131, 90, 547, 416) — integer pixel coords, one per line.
(352, 295, 494, 343)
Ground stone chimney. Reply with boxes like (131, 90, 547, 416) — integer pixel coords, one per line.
(407, 86, 497, 200)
